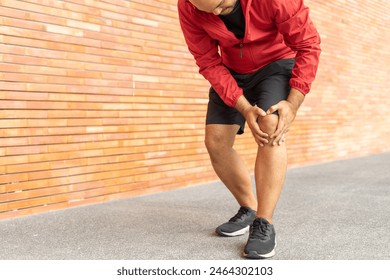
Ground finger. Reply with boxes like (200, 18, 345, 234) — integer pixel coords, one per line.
(272, 131, 284, 146)
(253, 131, 269, 145)
(251, 131, 268, 147)
(249, 123, 269, 145)
(256, 128, 269, 139)
(258, 138, 269, 147)
(249, 119, 268, 139)
(277, 133, 286, 146)
(270, 117, 285, 145)
(270, 119, 285, 139)
(247, 117, 269, 145)
(254, 104, 267, 117)
(266, 104, 279, 115)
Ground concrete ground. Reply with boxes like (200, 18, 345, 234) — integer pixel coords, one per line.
(0, 152, 389, 260)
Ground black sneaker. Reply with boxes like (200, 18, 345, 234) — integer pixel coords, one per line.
(243, 217, 276, 259)
(216, 206, 256, 237)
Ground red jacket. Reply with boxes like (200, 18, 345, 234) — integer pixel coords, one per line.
(178, 0, 321, 107)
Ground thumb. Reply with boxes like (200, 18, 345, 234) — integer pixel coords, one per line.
(254, 105, 266, 117)
(267, 104, 279, 115)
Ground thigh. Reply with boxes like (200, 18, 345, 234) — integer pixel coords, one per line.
(246, 59, 294, 113)
(205, 124, 240, 149)
(254, 74, 290, 113)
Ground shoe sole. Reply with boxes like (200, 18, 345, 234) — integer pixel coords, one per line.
(243, 249, 275, 259)
(243, 242, 277, 259)
(216, 225, 250, 237)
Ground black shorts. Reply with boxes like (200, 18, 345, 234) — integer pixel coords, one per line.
(206, 58, 294, 134)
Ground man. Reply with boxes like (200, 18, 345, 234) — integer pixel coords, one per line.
(178, 0, 321, 259)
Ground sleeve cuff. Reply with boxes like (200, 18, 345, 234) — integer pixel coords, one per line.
(228, 89, 244, 107)
(290, 79, 310, 95)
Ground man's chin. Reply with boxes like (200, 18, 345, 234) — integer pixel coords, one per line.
(220, 8, 234, 16)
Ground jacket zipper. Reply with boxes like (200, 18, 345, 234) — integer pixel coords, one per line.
(239, 43, 243, 59)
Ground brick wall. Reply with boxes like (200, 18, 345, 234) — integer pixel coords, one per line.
(1, 0, 389, 220)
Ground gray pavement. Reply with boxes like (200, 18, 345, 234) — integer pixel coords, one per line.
(0, 152, 389, 260)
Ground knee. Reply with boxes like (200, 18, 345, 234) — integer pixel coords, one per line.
(205, 125, 239, 159)
(258, 114, 278, 137)
(204, 134, 222, 156)
(205, 133, 232, 160)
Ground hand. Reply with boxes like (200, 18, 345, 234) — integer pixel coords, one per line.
(243, 105, 269, 146)
(235, 96, 269, 146)
(266, 100, 297, 146)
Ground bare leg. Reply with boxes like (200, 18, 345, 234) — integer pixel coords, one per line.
(255, 114, 287, 223)
(205, 124, 257, 210)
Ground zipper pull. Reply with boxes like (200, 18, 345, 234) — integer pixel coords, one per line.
(239, 43, 243, 59)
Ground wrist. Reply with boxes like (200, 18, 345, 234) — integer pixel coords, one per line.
(287, 88, 305, 112)
(235, 95, 252, 117)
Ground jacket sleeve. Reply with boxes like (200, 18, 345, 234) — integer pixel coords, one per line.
(271, 0, 321, 95)
(177, 0, 243, 107)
